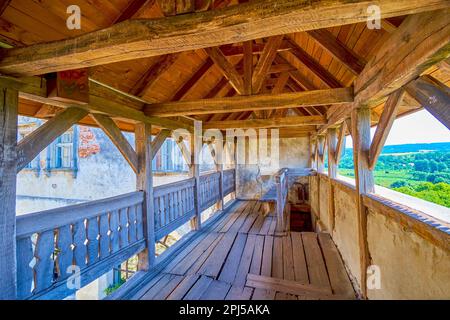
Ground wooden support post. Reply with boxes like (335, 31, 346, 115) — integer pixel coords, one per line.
(351, 106, 375, 299)
(209, 141, 224, 211)
(135, 123, 155, 270)
(316, 135, 325, 173)
(327, 128, 338, 179)
(327, 128, 338, 232)
(190, 121, 202, 230)
(0, 87, 18, 299)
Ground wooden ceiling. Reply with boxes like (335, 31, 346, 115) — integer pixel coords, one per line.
(1, 0, 449, 135)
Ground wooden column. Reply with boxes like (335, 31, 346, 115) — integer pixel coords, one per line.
(190, 121, 202, 230)
(327, 128, 338, 178)
(0, 87, 18, 299)
(351, 106, 375, 299)
(327, 128, 338, 232)
(135, 123, 155, 270)
(316, 135, 325, 173)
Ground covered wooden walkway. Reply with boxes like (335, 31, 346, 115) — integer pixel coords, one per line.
(128, 200, 355, 300)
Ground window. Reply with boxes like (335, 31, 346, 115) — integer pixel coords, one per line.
(46, 126, 78, 176)
(152, 138, 188, 173)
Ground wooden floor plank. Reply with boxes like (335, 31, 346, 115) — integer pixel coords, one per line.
(225, 286, 253, 300)
(261, 235, 273, 277)
(184, 275, 214, 300)
(283, 235, 295, 281)
(272, 237, 283, 279)
(302, 232, 331, 290)
(259, 216, 273, 235)
(268, 218, 277, 235)
(163, 231, 209, 273)
(140, 274, 174, 300)
(252, 288, 276, 300)
(199, 231, 238, 278)
(215, 201, 248, 232)
(239, 213, 259, 234)
(234, 234, 257, 287)
(226, 202, 255, 233)
(171, 232, 220, 275)
(166, 275, 201, 300)
(249, 214, 266, 235)
(218, 233, 248, 284)
(318, 233, 355, 299)
(131, 273, 165, 300)
(249, 235, 265, 275)
(200, 279, 231, 300)
(188, 233, 224, 275)
(291, 232, 309, 284)
(151, 275, 185, 300)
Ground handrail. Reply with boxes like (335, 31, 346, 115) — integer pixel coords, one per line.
(16, 191, 146, 300)
(17, 191, 144, 238)
(275, 168, 289, 233)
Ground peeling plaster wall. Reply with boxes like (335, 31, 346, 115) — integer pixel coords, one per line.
(237, 136, 309, 199)
(309, 173, 450, 299)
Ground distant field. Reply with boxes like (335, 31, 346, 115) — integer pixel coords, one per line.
(338, 169, 421, 188)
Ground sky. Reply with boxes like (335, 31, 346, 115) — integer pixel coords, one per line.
(345, 110, 450, 147)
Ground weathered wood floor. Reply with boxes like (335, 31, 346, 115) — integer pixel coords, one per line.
(132, 200, 355, 300)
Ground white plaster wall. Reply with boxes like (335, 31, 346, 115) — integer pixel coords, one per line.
(367, 210, 450, 299)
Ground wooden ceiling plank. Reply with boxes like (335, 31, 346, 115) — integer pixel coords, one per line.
(170, 57, 214, 101)
(2, 0, 447, 76)
(130, 54, 179, 97)
(306, 29, 365, 75)
(114, 0, 154, 23)
(144, 87, 353, 117)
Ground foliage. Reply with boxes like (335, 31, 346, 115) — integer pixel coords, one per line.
(104, 277, 126, 296)
(338, 143, 450, 208)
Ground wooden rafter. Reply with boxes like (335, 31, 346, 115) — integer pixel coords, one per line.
(91, 113, 139, 173)
(205, 47, 245, 94)
(286, 37, 342, 88)
(243, 41, 253, 95)
(306, 29, 365, 75)
(17, 107, 88, 172)
(144, 87, 353, 117)
(1, 0, 447, 76)
(369, 89, 405, 170)
(151, 129, 172, 159)
(406, 75, 450, 130)
(252, 36, 284, 94)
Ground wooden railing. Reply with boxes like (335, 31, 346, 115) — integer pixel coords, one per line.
(275, 168, 289, 233)
(223, 168, 236, 197)
(199, 171, 221, 211)
(153, 178, 196, 240)
(15, 168, 237, 299)
(16, 192, 145, 300)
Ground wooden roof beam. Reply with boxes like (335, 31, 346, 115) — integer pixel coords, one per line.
(144, 87, 353, 117)
(1, 0, 447, 76)
(205, 47, 245, 94)
(286, 37, 342, 88)
(406, 75, 450, 130)
(319, 9, 450, 134)
(203, 115, 326, 129)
